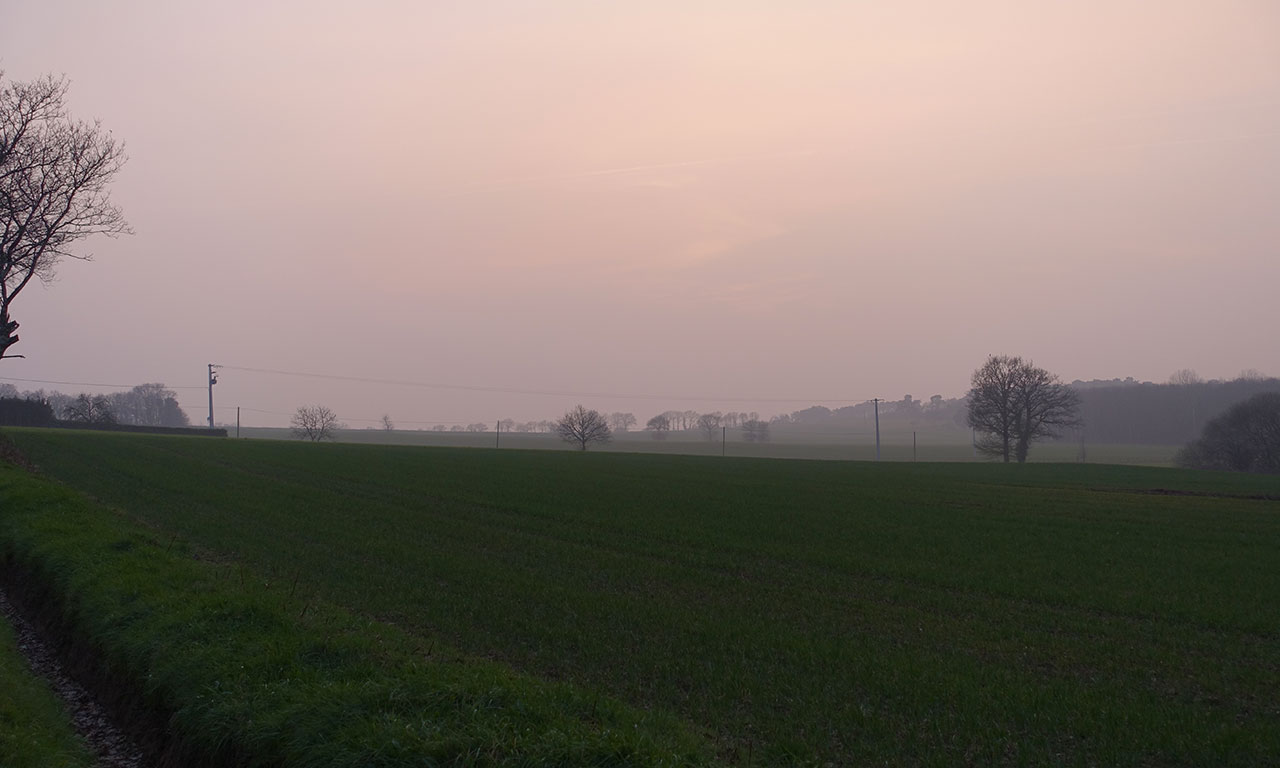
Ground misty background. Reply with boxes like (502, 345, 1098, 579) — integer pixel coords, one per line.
(2, 1, 1277, 428)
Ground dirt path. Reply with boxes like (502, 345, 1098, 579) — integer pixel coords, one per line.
(0, 588, 148, 768)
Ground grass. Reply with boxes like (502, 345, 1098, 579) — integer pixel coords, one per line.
(0, 436, 716, 767)
(0, 603, 94, 768)
(5, 428, 1280, 766)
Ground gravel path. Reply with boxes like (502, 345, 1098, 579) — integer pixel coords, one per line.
(0, 587, 149, 768)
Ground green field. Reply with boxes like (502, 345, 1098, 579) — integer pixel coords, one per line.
(4, 429, 1279, 766)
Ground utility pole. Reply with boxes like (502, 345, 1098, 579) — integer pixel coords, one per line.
(873, 398, 881, 461)
(206, 364, 219, 429)
(722, 425, 726, 457)
(913, 431, 917, 462)
(236, 406, 240, 438)
(495, 420, 500, 449)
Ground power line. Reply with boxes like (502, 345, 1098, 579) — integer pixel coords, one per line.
(5, 366, 894, 422)
(219, 405, 471, 425)
(0, 376, 206, 391)
(216, 364, 878, 405)
(3, 368, 888, 405)
(215, 403, 890, 434)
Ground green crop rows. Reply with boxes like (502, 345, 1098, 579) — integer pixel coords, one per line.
(4, 428, 1279, 766)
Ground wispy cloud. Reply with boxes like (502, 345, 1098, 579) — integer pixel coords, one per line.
(433, 149, 818, 200)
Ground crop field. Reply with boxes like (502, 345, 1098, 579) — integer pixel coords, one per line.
(4, 429, 1279, 766)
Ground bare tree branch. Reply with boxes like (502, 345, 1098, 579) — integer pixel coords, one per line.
(63, 393, 115, 425)
(1, 72, 130, 360)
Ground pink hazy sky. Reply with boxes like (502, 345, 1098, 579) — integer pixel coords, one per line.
(2, 1, 1278, 427)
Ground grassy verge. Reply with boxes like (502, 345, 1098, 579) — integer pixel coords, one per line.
(0, 455, 715, 767)
(0, 604, 94, 768)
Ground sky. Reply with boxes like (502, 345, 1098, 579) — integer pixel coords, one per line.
(2, 1, 1278, 428)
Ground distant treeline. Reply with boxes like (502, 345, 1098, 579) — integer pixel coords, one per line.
(1070, 377, 1280, 445)
(769, 395, 967, 433)
(751, 377, 1280, 446)
(0, 382, 192, 429)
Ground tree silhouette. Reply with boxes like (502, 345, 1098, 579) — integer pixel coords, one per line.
(967, 355, 1081, 463)
(1, 73, 129, 360)
(1177, 392, 1280, 473)
(291, 405, 342, 441)
(555, 405, 612, 451)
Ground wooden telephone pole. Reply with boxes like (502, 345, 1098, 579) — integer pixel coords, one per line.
(873, 398, 882, 460)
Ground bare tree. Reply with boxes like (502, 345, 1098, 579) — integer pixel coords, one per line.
(1, 74, 130, 360)
(1168, 369, 1203, 386)
(34, 389, 74, 419)
(63, 393, 115, 425)
(291, 405, 342, 441)
(108, 383, 189, 427)
(608, 412, 637, 432)
(380, 414, 394, 431)
(967, 356, 1081, 463)
(646, 413, 671, 440)
(681, 410, 699, 431)
(697, 412, 723, 440)
(658, 410, 679, 430)
(1012, 364, 1082, 462)
(742, 419, 770, 442)
(967, 357, 1021, 462)
(555, 405, 612, 451)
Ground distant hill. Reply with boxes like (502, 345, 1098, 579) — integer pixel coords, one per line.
(763, 378, 1280, 447)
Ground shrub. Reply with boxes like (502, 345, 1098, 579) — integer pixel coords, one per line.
(1176, 392, 1280, 473)
(0, 397, 55, 427)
